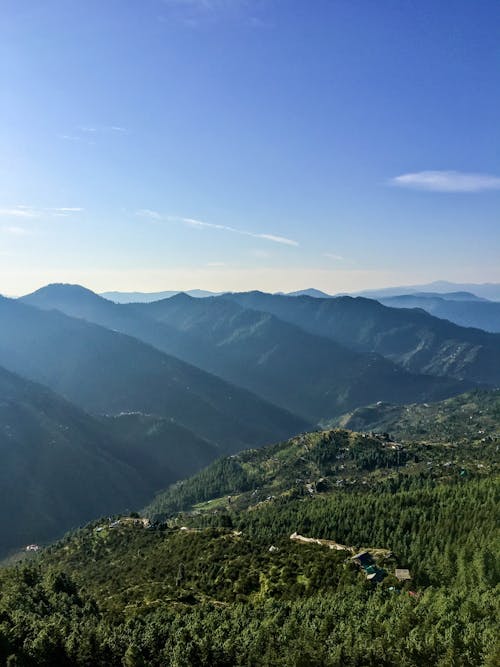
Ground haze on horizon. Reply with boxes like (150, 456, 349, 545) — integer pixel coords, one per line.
(1, 0, 499, 296)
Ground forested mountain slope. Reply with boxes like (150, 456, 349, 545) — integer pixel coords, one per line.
(23, 285, 469, 422)
(0, 296, 307, 451)
(335, 389, 500, 442)
(145, 393, 499, 520)
(225, 291, 500, 385)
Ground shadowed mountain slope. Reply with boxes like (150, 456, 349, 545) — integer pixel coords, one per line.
(101, 413, 219, 490)
(0, 365, 150, 556)
(0, 295, 308, 451)
(224, 292, 500, 386)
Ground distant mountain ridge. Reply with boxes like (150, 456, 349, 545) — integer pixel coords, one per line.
(101, 289, 221, 303)
(99, 281, 500, 303)
(22, 284, 469, 422)
(224, 291, 500, 386)
(348, 281, 500, 301)
(377, 293, 500, 332)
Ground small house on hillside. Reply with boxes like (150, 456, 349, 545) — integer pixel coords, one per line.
(395, 568, 412, 582)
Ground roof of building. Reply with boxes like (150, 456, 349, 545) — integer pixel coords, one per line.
(395, 568, 412, 580)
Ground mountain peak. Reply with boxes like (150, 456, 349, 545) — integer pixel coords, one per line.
(23, 283, 104, 302)
(287, 288, 332, 298)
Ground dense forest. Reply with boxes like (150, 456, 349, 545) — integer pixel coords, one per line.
(0, 392, 498, 665)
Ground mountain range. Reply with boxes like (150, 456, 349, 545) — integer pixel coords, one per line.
(0, 295, 307, 450)
(225, 291, 500, 385)
(22, 284, 470, 422)
(376, 293, 500, 332)
(101, 289, 222, 303)
(98, 281, 500, 303)
(350, 280, 500, 301)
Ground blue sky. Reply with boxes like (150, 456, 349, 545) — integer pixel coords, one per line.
(1, 0, 499, 294)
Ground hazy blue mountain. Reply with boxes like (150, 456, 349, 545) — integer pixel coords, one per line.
(1, 295, 308, 450)
(347, 281, 500, 301)
(286, 288, 333, 298)
(224, 292, 500, 386)
(0, 365, 151, 556)
(407, 291, 489, 302)
(22, 283, 194, 356)
(23, 285, 468, 423)
(378, 294, 500, 332)
(101, 289, 221, 303)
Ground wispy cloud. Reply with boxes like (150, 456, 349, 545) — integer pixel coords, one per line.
(59, 133, 96, 145)
(0, 206, 40, 218)
(136, 209, 298, 246)
(0, 205, 83, 220)
(136, 208, 163, 220)
(391, 170, 500, 193)
(52, 207, 84, 213)
(206, 261, 226, 267)
(324, 252, 344, 261)
(60, 125, 128, 143)
(178, 216, 299, 246)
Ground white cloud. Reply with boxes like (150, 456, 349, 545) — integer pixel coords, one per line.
(176, 216, 299, 246)
(391, 170, 500, 193)
(324, 252, 344, 261)
(207, 261, 226, 267)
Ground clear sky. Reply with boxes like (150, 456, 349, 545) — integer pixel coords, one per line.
(1, 0, 499, 295)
